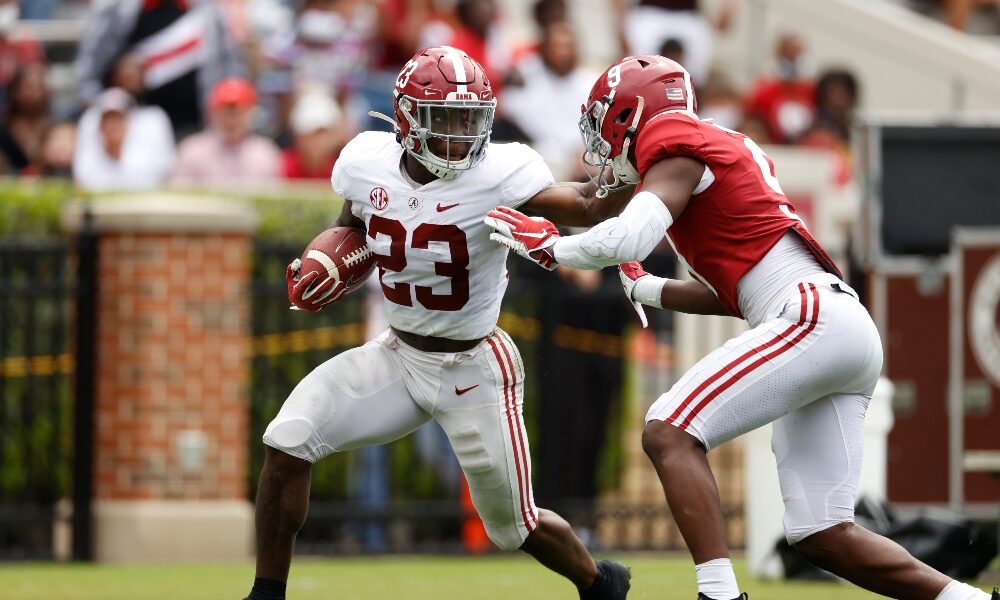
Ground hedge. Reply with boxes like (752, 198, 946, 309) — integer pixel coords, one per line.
(0, 180, 343, 243)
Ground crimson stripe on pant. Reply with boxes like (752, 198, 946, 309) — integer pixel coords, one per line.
(495, 331, 537, 530)
(666, 283, 820, 430)
(486, 333, 536, 533)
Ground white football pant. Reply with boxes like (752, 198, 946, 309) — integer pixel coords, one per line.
(646, 281, 884, 544)
(263, 328, 537, 549)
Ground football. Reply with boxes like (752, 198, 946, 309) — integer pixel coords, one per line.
(298, 227, 376, 297)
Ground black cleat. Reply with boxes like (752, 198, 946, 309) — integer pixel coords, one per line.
(580, 559, 631, 600)
(990, 587, 997, 600)
(697, 594, 748, 600)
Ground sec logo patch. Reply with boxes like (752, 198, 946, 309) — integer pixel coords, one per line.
(370, 187, 389, 211)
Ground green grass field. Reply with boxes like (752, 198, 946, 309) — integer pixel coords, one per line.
(1, 554, 995, 600)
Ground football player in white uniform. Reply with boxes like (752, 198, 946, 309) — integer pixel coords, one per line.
(242, 46, 634, 600)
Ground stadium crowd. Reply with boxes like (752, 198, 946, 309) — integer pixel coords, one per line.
(0, 0, 868, 192)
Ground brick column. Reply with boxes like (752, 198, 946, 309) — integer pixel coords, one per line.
(63, 196, 258, 562)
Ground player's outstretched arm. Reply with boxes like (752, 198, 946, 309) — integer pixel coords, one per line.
(620, 261, 728, 317)
(520, 180, 635, 227)
(548, 157, 703, 270)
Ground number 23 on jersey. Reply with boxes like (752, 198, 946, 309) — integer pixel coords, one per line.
(368, 214, 471, 311)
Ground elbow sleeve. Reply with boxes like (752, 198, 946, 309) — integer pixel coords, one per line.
(553, 191, 673, 269)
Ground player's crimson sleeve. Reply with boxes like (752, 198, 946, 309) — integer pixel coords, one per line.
(500, 143, 555, 209)
(634, 113, 710, 179)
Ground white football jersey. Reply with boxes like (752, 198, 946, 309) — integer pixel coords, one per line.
(332, 131, 554, 340)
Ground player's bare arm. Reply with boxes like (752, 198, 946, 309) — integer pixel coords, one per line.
(632, 156, 703, 221)
(521, 181, 634, 227)
(332, 199, 365, 230)
(619, 261, 727, 317)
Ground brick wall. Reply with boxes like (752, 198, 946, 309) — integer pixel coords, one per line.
(93, 232, 251, 500)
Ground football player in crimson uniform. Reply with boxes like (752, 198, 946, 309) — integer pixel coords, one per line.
(487, 55, 994, 600)
(243, 46, 635, 600)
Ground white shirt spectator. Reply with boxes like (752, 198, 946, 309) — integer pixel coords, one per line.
(502, 24, 596, 180)
(73, 88, 176, 192)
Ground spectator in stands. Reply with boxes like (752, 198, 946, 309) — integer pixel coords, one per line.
(503, 20, 595, 180)
(744, 32, 816, 144)
(797, 68, 861, 186)
(73, 87, 176, 191)
(941, 0, 1000, 30)
(506, 0, 568, 59)
(104, 53, 147, 104)
(658, 38, 687, 69)
(0, 65, 50, 176)
(813, 68, 859, 145)
(614, 0, 739, 83)
(424, 0, 513, 96)
(27, 121, 76, 179)
(281, 89, 349, 181)
(258, 0, 377, 137)
(0, 0, 45, 104)
(262, 0, 375, 101)
(356, 0, 456, 132)
(173, 77, 281, 185)
(74, 0, 246, 140)
(697, 71, 743, 131)
(533, 0, 568, 29)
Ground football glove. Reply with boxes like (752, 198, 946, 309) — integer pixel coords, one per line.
(618, 261, 650, 328)
(484, 206, 560, 271)
(286, 258, 346, 312)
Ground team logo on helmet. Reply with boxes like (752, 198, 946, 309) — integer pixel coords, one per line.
(370, 187, 389, 211)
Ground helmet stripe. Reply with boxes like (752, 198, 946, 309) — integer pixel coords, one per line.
(442, 45, 469, 93)
(683, 69, 694, 112)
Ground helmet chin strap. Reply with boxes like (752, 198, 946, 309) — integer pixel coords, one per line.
(424, 162, 462, 180)
(598, 94, 645, 198)
(615, 94, 645, 183)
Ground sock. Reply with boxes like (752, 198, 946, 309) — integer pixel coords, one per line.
(935, 580, 991, 600)
(695, 558, 740, 600)
(246, 577, 287, 600)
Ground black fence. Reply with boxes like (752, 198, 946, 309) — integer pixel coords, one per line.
(0, 238, 744, 560)
(0, 240, 77, 560)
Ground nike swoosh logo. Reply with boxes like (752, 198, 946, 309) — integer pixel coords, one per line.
(455, 384, 479, 395)
(436, 203, 459, 212)
(516, 231, 549, 238)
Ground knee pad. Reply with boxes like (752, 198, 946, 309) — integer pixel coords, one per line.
(263, 415, 322, 463)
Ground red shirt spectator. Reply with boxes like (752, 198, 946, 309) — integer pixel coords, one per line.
(0, 0, 45, 93)
(744, 78, 815, 144)
(744, 33, 816, 144)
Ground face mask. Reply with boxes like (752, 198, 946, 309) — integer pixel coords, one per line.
(777, 57, 814, 82)
(0, 4, 20, 35)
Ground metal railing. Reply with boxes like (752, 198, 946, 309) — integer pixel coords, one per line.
(0, 240, 77, 560)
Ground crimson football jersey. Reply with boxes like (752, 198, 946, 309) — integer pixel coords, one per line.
(634, 111, 841, 318)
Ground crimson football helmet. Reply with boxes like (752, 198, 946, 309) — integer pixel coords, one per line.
(381, 46, 496, 179)
(579, 55, 697, 196)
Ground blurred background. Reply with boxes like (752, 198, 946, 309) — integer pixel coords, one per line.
(0, 0, 999, 594)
